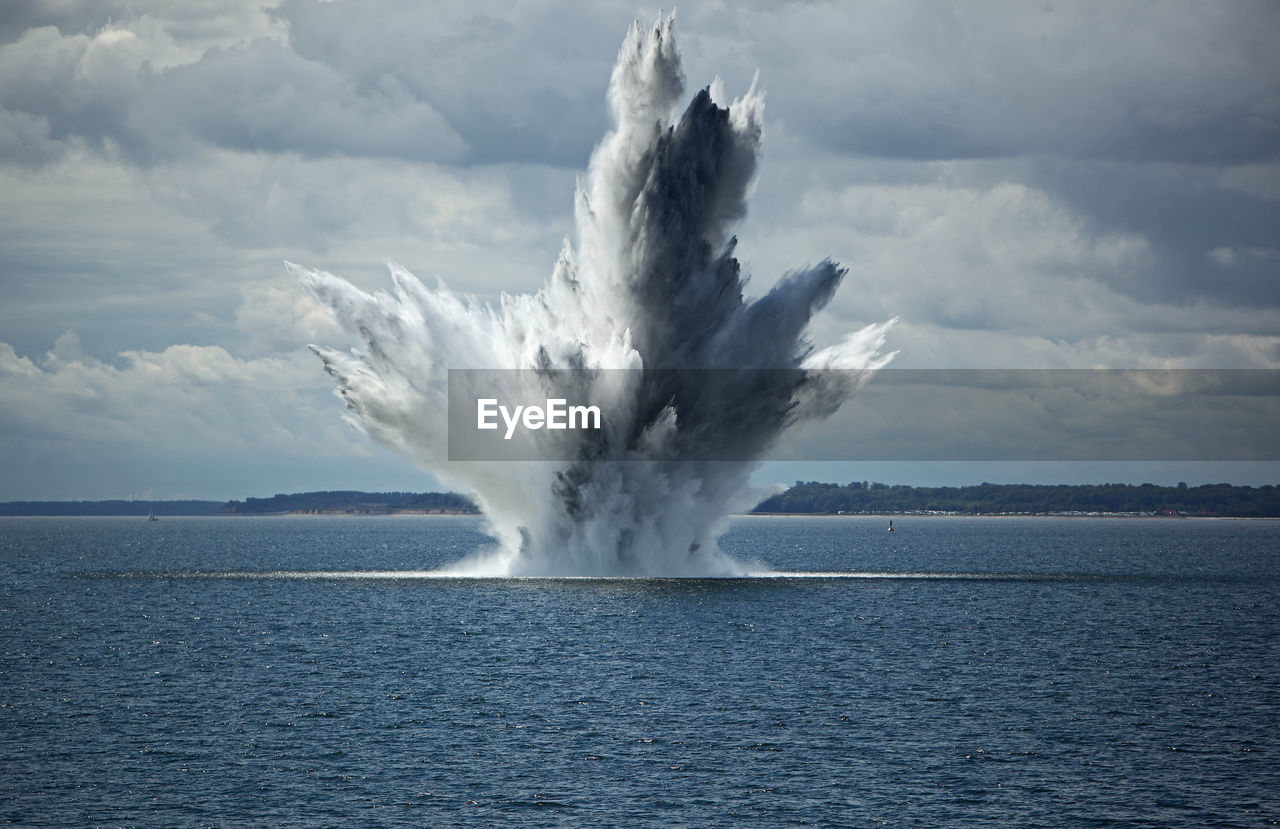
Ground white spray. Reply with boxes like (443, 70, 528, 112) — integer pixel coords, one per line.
(291, 15, 896, 576)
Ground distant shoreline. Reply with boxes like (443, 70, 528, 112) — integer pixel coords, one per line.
(3, 480, 1276, 518)
(4, 511, 1278, 522)
(732, 512, 1279, 520)
(751, 481, 1279, 518)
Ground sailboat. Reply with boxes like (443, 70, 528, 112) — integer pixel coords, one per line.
(147, 510, 158, 522)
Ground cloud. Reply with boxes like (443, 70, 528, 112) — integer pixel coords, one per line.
(0, 0, 286, 47)
(0, 338, 320, 450)
(234, 279, 345, 354)
(0, 335, 421, 499)
(1010, 158, 1280, 309)
(0, 21, 465, 165)
(6, 2, 1277, 169)
(0, 144, 567, 369)
(136, 37, 466, 163)
(277, 0, 625, 166)
(0, 0, 622, 168)
(0, 108, 60, 163)
(740, 1, 1280, 164)
(141, 150, 557, 258)
(741, 172, 1152, 333)
(731, 148, 1280, 370)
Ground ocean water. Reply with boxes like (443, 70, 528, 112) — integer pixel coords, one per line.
(2, 515, 1277, 827)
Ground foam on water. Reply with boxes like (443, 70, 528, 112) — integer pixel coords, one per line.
(291, 15, 895, 576)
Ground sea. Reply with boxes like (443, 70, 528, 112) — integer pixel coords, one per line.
(1, 514, 1277, 827)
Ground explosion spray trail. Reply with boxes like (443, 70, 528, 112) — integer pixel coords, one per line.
(291, 15, 896, 576)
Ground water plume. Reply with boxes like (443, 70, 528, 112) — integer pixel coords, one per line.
(291, 14, 896, 576)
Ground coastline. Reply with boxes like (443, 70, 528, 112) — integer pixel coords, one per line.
(734, 512, 1279, 520)
(4, 510, 1275, 520)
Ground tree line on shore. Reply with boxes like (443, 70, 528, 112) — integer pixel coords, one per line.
(218, 491, 478, 515)
(750, 481, 1280, 517)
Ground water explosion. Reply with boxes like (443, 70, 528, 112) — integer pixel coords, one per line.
(291, 15, 895, 576)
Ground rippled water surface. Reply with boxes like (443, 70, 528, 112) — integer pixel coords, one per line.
(2, 515, 1278, 826)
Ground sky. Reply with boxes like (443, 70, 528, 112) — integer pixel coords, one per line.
(1, 0, 1277, 501)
